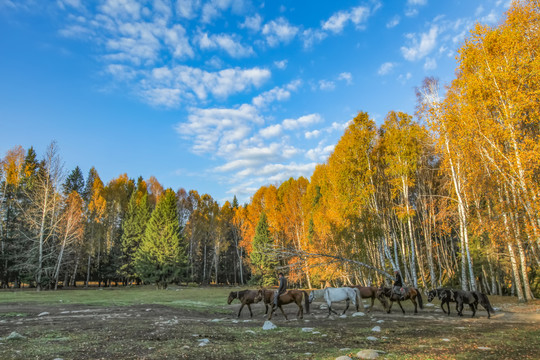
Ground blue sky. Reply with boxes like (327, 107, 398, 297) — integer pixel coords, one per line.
(0, 0, 510, 204)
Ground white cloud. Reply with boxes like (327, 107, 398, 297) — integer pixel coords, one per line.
(318, 80, 335, 91)
(301, 28, 328, 48)
(306, 143, 335, 162)
(401, 24, 439, 61)
(338, 72, 352, 85)
(251, 79, 301, 108)
(274, 59, 288, 69)
(197, 32, 254, 58)
(386, 15, 400, 28)
(262, 17, 299, 46)
(398, 72, 413, 84)
(177, 104, 262, 154)
(305, 129, 321, 139)
(424, 57, 437, 70)
(322, 5, 371, 33)
(201, 0, 248, 23)
(407, 0, 427, 5)
(378, 62, 395, 75)
(175, 0, 200, 19)
(282, 113, 322, 130)
(259, 124, 282, 138)
(100, 0, 141, 21)
(240, 13, 262, 31)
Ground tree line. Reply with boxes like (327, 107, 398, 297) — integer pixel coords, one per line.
(1, 1, 538, 300)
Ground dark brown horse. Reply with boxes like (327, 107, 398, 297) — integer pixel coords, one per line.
(376, 286, 424, 314)
(260, 288, 310, 320)
(351, 285, 384, 312)
(227, 290, 263, 318)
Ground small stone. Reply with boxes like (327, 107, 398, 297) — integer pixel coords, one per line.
(302, 327, 314, 332)
(182, 345, 190, 349)
(211, 318, 221, 322)
(262, 321, 277, 330)
(356, 349, 380, 359)
(441, 338, 451, 342)
(232, 320, 239, 324)
(312, 331, 321, 334)
(477, 346, 492, 350)
(320, 304, 329, 310)
(376, 320, 384, 323)
(38, 312, 49, 317)
(339, 314, 347, 319)
(5, 332, 26, 341)
(425, 303, 435, 307)
(371, 326, 381, 332)
(335, 356, 352, 360)
(366, 336, 378, 341)
(53, 358, 63, 360)
(307, 341, 315, 344)
(321, 334, 327, 337)
(339, 347, 351, 351)
(352, 312, 365, 317)
(198, 339, 210, 346)
(245, 330, 256, 334)
(304, 353, 312, 356)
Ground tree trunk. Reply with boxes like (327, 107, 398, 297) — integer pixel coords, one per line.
(507, 242, 525, 301)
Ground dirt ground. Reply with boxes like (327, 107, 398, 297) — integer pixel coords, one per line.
(0, 295, 539, 359)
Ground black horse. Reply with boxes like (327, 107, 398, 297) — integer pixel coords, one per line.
(451, 289, 479, 317)
(427, 288, 455, 316)
(472, 291, 495, 319)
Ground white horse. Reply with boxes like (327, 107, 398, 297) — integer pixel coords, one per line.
(310, 287, 361, 316)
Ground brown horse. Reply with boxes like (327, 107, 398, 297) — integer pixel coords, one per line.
(227, 290, 263, 318)
(376, 286, 424, 314)
(260, 289, 310, 320)
(350, 285, 384, 312)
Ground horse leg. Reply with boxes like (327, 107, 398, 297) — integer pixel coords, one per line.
(247, 303, 253, 318)
(458, 302, 464, 316)
(342, 299, 350, 315)
(411, 298, 418, 314)
(279, 305, 288, 320)
(470, 303, 476, 318)
(387, 300, 393, 314)
(237, 303, 245, 318)
(397, 300, 405, 314)
(297, 302, 303, 319)
(368, 296, 374, 313)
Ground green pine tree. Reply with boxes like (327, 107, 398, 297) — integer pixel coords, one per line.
(250, 212, 277, 286)
(120, 191, 150, 282)
(134, 189, 186, 289)
(63, 166, 84, 195)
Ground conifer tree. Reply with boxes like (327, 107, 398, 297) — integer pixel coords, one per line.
(63, 166, 84, 195)
(121, 191, 150, 282)
(250, 212, 277, 286)
(134, 189, 186, 289)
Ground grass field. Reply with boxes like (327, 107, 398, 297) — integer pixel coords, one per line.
(0, 286, 539, 359)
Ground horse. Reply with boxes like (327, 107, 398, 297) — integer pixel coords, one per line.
(450, 289, 478, 318)
(227, 289, 263, 318)
(427, 288, 455, 316)
(376, 286, 424, 314)
(350, 285, 384, 312)
(261, 289, 310, 320)
(310, 287, 361, 316)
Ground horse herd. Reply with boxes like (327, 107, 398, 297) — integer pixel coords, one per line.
(227, 286, 494, 320)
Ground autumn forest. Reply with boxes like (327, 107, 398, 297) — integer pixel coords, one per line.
(1, 1, 538, 301)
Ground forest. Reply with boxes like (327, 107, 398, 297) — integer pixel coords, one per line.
(0, 0, 538, 301)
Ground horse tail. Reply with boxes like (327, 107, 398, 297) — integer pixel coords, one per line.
(353, 287, 362, 307)
(481, 293, 495, 312)
(303, 291, 310, 314)
(415, 288, 424, 309)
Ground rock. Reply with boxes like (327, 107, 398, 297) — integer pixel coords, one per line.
(307, 341, 315, 344)
(304, 353, 312, 356)
(245, 330, 256, 335)
(320, 304, 329, 310)
(371, 326, 381, 332)
(198, 339, 210, 346)
(302, 327, 314, 332)
(425, 303, 435, 307)
(5, 332, 26, 341)
(352, 312, 365, 317)
(364, 304, 371, 309)
(366, 336, 378, 341)
(376, 320, 384, 323)
(38, 312, 50, 317)
(335, 356, 352, 360)
(53, 358, 63, 360)
(477, 346, 492, 350)
(356, 349, 381, 359)
(339, 314, 347, 319)
(312, 331, 321, 334)
(231, 320, 239, 324)
(182, 345, 190, 349)
(493, 307, 500, 312)
(441, 338, 450, 342)
(339, 347, 351, 351)
(262, 321, 277, 330)
(211, 318, 221, 322)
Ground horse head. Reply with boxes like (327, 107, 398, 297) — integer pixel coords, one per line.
(255, 289, 264, 303)
(227, 291, 236, 305)
(427, 289, 437, 302)
(376, 287, 389, 309)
